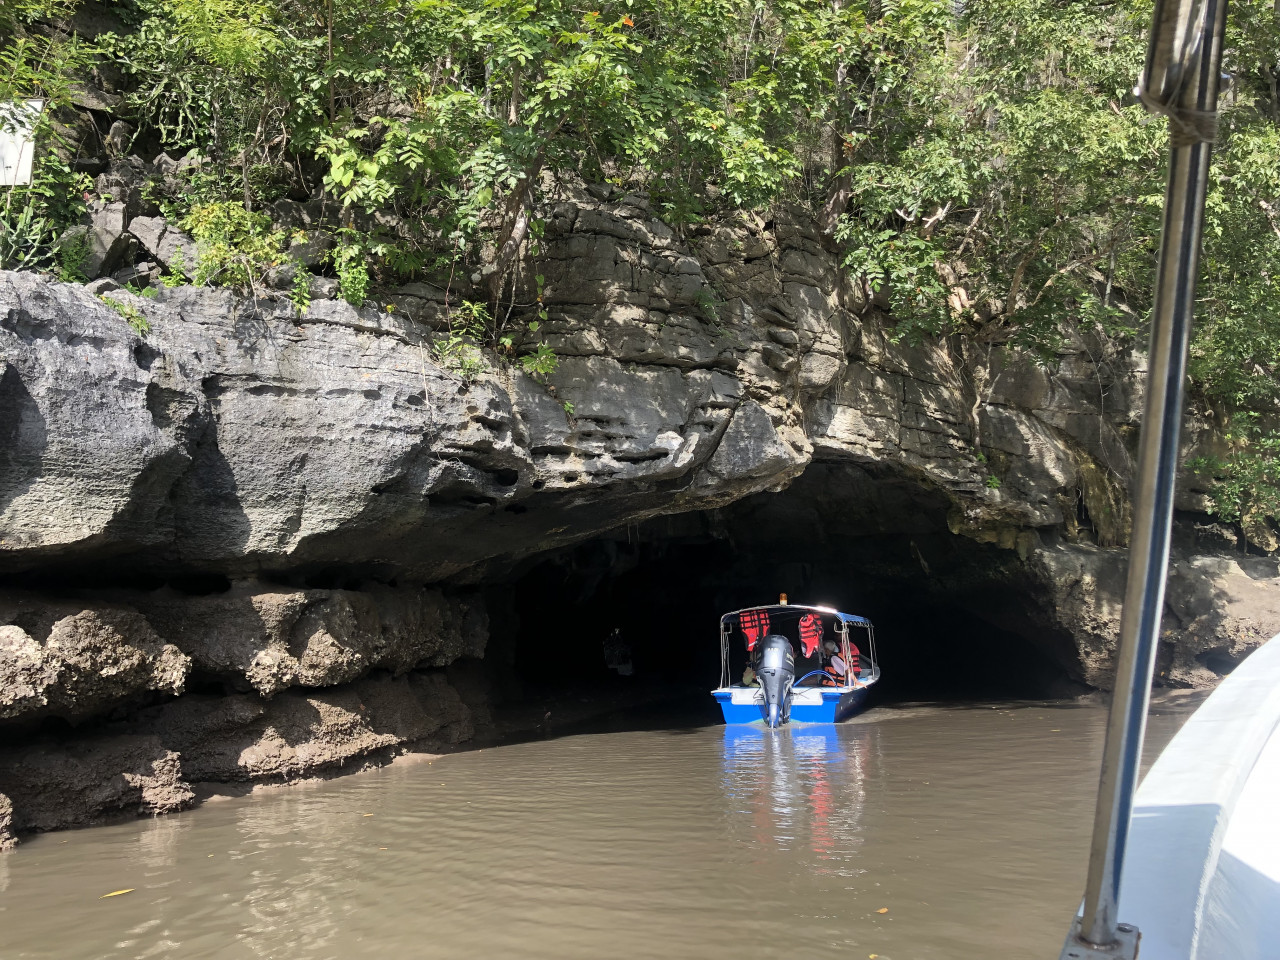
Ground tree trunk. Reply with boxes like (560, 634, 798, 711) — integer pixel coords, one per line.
(818, 7, 852, 240)
(485, 148, 549, 306)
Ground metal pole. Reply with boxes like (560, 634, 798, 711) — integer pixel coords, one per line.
(1062, 0, 1228, 955)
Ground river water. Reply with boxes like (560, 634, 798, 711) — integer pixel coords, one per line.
(0, 697, 1198, 960)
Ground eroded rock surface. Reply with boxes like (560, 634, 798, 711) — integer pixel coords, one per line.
(0, 793, 15, 851)
(137, 583, 486, 696)
(0, 600, 188, 722)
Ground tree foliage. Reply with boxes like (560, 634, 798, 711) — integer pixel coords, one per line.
(1, 0, 94, 270)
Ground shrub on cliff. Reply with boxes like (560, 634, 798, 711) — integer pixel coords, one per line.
(0, 1, 94, 272)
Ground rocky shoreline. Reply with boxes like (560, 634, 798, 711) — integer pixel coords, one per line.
(5, 191, 1280, 847)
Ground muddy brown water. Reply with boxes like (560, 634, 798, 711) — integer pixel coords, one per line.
(0, 697, 1200, 960)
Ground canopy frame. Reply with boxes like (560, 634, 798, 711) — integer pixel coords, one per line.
(718, 604, 878, 689)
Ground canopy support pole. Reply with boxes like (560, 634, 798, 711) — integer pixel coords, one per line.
(1061, 0, 1227, 955)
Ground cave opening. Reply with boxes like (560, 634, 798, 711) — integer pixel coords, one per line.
(488, 463, 1086, 715)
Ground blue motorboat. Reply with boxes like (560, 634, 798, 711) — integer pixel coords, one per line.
(711, 600, 880, 726)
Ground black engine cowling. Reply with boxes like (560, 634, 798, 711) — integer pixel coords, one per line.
(757, 634, 796, 727)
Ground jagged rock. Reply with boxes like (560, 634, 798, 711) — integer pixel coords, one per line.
(270, 198, 315, 229)
(112, 261, 159, 288)
(703, 400, 805, 485)
(42, 611, 189, 715)
(0, 194, 1256, 617)
(1162, 555, 1280, 684)
(2, 190, 1278, 840)
(126, 216, 197, 278)
(71, 200, 133, 278)
(153, 152, 179, 178)
(95, 157, 160, 221)
(46, 106, 102, 169)
(175, 152, 205, 178)
(309, 276, 339, 299)
(1022, 546, 1280, 688)
(265, 260, 299, 290)
(135, 583, 487, 696)
(0, 671, 470, 841)
(0, 625, 57, 719)
(68, 83, 121, 113)
(151, 674, 471, 783)
(0, 602, 189, 722)
(288, 231, 331, 269)
(0, 197, 1257, 651)
(84, 277, 120, 296)
(0, 794, 15, 851)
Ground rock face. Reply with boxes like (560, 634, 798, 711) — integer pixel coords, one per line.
(0, 605, 188, 721)
(3, 189, 1279, 842)
(136, 583, 486, 697)
(0, 793, 15, 851)
(0, 737, 194, 835)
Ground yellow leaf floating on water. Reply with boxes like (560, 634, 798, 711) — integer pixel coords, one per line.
(362, 814, 375, 817)
(876, 907, 889, 914)
(99, 889, 135, 899)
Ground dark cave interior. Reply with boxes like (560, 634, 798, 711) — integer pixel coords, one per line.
(491, 462, 1087, 707)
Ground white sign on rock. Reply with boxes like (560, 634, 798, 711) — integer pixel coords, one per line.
(1, 100, 45, 187)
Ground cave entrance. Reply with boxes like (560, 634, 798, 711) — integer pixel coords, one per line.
(488, 463, 1085, 714)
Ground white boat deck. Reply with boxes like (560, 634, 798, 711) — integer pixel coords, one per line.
(1116, 633, 1280, 959)
(713, 683, 861, 706)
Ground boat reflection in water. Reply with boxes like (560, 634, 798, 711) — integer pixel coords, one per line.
(721, 724, 876, 871)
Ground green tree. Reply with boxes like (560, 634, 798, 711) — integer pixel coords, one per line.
(1, 0, 94, 270)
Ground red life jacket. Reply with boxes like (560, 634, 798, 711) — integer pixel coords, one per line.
(740, 608, 770, 652)
(799, 614, 823, 658)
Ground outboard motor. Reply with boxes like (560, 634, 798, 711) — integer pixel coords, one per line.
(757, 634, 796, 728)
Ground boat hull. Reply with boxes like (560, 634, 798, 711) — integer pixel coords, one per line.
(712, 683, 871, 724)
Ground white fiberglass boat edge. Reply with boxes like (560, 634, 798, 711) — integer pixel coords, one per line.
(1115, 633, 1280, 960)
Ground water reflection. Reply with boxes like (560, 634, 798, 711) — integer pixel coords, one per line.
(231, 794, 358, 958)
(136, 812, 191, 870)
(722, 726, 874, 870)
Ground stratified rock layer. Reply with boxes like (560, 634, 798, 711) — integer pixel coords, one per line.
(4, 191, 1279, 841)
